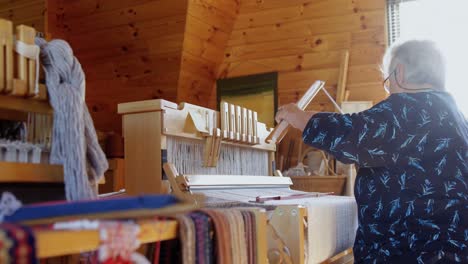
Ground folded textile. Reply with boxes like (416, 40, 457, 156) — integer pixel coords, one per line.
(158, 239, 181, 264)
(241, 211, 257, 264)
(176, 214, 196, 264)
(174, 209, 257, 264)
(0, 223, 37, 264)
(200, 210, 232, 264)
(189, 212, 214, 264)
(225, 210, 248, 264)
(4, 195, 179, 223)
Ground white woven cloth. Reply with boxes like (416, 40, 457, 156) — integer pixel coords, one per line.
(267, 195, 358, 264)
(35, 38, 108, 201)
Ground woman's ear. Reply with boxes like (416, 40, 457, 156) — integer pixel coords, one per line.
(395, 63, 405, 84)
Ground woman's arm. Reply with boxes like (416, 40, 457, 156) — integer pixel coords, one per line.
(275, 103, 318, 132)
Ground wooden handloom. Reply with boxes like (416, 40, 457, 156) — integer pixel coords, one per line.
(118, 80, 356, 264)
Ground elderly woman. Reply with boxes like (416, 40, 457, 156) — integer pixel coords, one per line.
(276, 40, 467, 263)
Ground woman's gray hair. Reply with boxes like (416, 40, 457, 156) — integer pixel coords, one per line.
(382, 39, 446, 90)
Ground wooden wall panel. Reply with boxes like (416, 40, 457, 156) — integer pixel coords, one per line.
(220, 0, 387, 111)
(47, 0, 188, 133)
(216, 0, 388, 170)
(0, 0, 46, 33)
(177, 0, 239, 108)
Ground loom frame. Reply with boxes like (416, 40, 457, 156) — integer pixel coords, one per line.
(118, 98, 354, 264)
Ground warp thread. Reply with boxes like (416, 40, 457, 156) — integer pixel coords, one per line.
(167, 137, 269, 176)
(35, 38, 108, 201)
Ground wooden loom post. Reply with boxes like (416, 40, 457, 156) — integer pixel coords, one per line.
(0, 19, 13, 93)
(268, 205, 307, 264)
(330, 50, 350, 175)
(122, 111, 165, 194)
(268, 151, 276, 176)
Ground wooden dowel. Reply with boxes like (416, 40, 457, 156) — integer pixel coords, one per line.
(344, 90, 350, 102)
(336, 50, 350, 107)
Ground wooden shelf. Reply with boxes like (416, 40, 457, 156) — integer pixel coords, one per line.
(35, 219, 178, 258)
(0, 94, 53, 115)
(0, 161, 63, 183)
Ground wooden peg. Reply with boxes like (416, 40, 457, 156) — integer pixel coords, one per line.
(0, 19, 13, 93)
(235, 105, 241, 141)
(220, 102, 229, 139)
(211, 128, 222, 167)
(229, 103, 235, 140)
(241, 107, 247, 142)
(203, 134, 213, 167)
(253, 111, 258, 144)
(247, 109, 253, 143)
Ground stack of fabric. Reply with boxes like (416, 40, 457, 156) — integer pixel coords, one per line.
(0, 194, 183, 263)
(155, 209, 260, 264)
(0, 223, 37, 264)
(0, 194, 265, 264)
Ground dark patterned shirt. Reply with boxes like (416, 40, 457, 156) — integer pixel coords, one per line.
(302, 92, 467, 263)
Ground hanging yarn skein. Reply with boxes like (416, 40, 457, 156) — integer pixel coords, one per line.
(35, 38, 108, 201)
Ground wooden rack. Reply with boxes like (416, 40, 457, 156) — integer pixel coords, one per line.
(0, 93, 52, 115)
(0, 19, 64, 202)
(0, 161, 62, 183)
(35, 219, 178, 258)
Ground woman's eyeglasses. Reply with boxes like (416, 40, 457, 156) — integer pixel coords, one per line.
(383, 68, 396, 94)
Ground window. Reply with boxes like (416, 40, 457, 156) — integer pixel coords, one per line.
(217, 72, 278, 127)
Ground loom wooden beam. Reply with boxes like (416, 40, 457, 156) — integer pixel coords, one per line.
(0, 94, 53, 114)
(0, 161, 63, 183)
(321, 248, 354, 264)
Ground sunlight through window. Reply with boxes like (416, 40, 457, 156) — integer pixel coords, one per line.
(399, 0, 468, 115)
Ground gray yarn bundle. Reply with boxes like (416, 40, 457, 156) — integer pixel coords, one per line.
(36, 38, 108, 201)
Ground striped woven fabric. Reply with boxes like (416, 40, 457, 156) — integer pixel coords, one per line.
(0, 223, 37, 264)
(172, 209, 259, 264)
